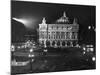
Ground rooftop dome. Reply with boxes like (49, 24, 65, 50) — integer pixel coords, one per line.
(56, 12, 69, 24)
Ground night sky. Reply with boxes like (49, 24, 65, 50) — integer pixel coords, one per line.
(11, 1, 96, 44)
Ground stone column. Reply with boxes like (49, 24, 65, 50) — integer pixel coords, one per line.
(44, 40, 47, 48)
(65, 41, 67, 47)
(70, 41, 73, 47)
(75, 33, 77, 40)
(60, 41, 62, 47)
(39, 40, 42, 46)
(55, 32, 57, 40)
(65, 32, 66, 40)
(60, 32, 61, 39)
(70, 32, 72, 40)
(50, 41, 52, 47)
(55, 41, 57, 47)
(68, 32, 70, 39)
(75, 41, 78, 47)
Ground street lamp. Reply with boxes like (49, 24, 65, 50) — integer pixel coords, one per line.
(88, 26, 91, 29)
(29, 48, 34, 72)
(30, 48, 33, 53)
(92, 56, 96, 62)
(11, 45, 15, 52)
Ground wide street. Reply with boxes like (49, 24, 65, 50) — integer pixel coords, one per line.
(11, 47, 95, 74)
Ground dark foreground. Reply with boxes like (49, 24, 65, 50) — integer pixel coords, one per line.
(11, 47, 95, 75)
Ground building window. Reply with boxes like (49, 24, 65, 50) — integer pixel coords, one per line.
(54, 35, 56, 39)
(72, 32, 74, 39)
(54, 32, 60, 39)
(66, 32, 70, 39)
(57, 26, 58, 29)
(61, 32, 65, 39)
(69, 32, 72, 39)
(75, 33, 77, 39)
(48, 35, 50, 39)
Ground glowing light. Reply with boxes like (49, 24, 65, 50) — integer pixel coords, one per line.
(87, 48, 94, 52)
(76, 44, 80, 48)
(88, 26, 91, 29)
(17, 46, 20, 49)
(13, 18, 27, 25)
(83, 47, 86, 51)
(87, 49, 89, 52)
(90, 48, 94, 52)
(83, 51, 85, 54)
(44, 49, 48, 52)
(86, 45, 93, 47)
(31, 55, 34, 57)
(12, 17, 36, 29)
(28, 54, 31, 57)
(11, 45, 15, 51)
(93, 26, 95, 29)
(92, 57, 96, 61)
(28, 54, 34, 57)
(21, 45, 25, 48)
(32, 59, 34, 62)
(30, 49, 33, 52)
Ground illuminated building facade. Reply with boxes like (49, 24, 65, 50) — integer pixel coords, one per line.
(39, 12, 79, 48)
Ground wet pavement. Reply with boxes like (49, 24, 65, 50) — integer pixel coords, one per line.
(11, 47, 95, 74)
